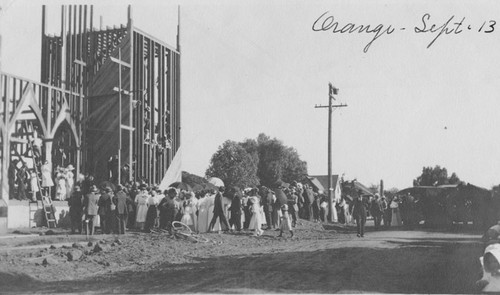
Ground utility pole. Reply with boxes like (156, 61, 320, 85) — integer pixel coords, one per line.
(315, 83, 347, 222)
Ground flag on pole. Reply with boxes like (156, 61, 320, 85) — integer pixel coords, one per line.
(329, 83, 338, 97)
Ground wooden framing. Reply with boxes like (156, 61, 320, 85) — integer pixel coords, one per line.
(1, 4, 181, 203)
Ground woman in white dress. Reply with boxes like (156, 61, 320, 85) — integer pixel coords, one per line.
(29, 171, 39, 201)
(181, 200, 195, 231)
(56, 171, 67, 201)
(41, 161, 54, 188)
(197, 192, 209, 233)
(248, 194, 264, 236)
(187, 192, 199, 232)
(135, 185, 150, 230)
(65, 165, 75, 200)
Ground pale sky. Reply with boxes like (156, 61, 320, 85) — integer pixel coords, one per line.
(2, 0, 500, 190)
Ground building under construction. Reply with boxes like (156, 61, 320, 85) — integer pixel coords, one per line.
(0, 5, 182, 229)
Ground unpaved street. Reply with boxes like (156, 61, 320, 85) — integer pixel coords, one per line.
(0, 222, 484, 293)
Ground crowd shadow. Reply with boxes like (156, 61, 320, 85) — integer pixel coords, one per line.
(1, 237, 484, 294)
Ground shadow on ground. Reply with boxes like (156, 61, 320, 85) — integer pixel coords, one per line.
(1, 237, 484, 294)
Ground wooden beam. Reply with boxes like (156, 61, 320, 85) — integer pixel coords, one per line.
(110, 56, 131, 68)
(120, 124, 135, 131)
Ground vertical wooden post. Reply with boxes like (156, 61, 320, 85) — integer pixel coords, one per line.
(61, 6, 67, 90)
(117, 48, 122, 185)
(128, 5, 134, 182)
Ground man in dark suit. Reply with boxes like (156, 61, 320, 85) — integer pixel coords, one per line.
(68, 185, 84, 234)
(113, 185, 129, 234)
(208, 186, 230, 233)
(350, 191, 369, 237)
(229, 187, 242, 232)
(98, 187, 113, 234)
(304, 184, 315, 221)
(84, 185, 100, 235)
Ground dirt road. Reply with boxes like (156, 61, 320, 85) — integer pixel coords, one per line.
(0, 221, 484, 293)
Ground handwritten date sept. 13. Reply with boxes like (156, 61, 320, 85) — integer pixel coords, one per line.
(312, 12, 497, 53)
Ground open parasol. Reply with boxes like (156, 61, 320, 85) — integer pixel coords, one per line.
(207, 177, 224, 187)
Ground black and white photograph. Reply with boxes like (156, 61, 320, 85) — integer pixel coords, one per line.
(1, 0, 500, 293)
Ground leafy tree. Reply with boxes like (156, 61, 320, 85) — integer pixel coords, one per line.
(206, 140, 259, 189)
(251, 134, 307, 187)
(256, 137, 285, 187)
(281, 146, 308, 184)
(206, 133, 308, 189)
(413, 165, 460, 186)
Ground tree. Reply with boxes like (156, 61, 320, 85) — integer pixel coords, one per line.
(250, 133, 307, 187)
(413, 165, 460, 186)
(206, 140, 259, 189)
(207, 133, 308, 189)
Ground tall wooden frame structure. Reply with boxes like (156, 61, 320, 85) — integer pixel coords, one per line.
(1, 5, 181, 208)
(42, 5, 181, 186)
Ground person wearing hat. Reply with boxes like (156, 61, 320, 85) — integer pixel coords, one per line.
(350, 192, 369, 237)
(83, 185, 100, 235)
(476, 243, 500, 292)
(65, 164, 75, 200)
(55, 167, 67, 201)
(278, 204, 293, 238)
(229, 187, 243, 232)
(98, 186, 114, 234)
(68, 185, 84, 234)
(390, 196, 402, 226)
(113, 184, 129, 234)
(135, 184, 150, 230)
(303, 184, 315, 221)
(144, 187, 161, 233)
(208, 186, 230, 233)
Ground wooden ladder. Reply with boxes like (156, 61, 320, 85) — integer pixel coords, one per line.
(27, 124, 57, 228)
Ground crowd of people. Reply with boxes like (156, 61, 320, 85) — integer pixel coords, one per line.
(9, 157, 76, 202)
(64, 176, 419, 238)
(66, 179, 308, 237)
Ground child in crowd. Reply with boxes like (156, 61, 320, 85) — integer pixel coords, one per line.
(278, 204, 293, 238)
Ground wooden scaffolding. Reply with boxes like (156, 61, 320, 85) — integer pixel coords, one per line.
(0, 4, 181, 203)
